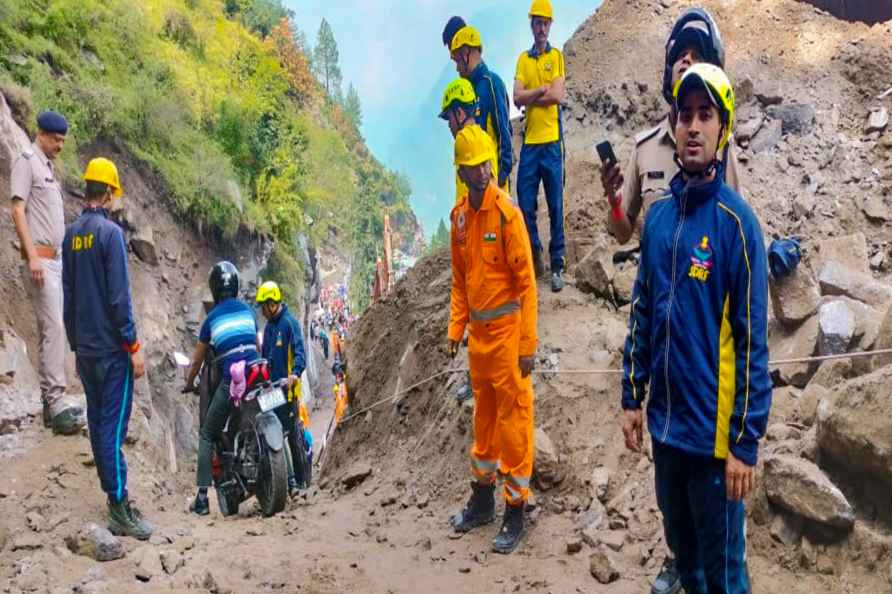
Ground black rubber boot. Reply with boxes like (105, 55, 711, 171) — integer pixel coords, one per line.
(190, 491, 210, 516)
(492, 502, 525, 554)
(451, 481, 495, 533)
(533, 250, 546, 279)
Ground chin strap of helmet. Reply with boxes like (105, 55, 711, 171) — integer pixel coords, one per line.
(673, 152, 718, 181)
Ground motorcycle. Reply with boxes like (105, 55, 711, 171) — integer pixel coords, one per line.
(180, 355, 291, 518)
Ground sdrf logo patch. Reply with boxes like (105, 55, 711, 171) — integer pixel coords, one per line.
(456, 211, 467, 244)
(688, 236, 713, 283)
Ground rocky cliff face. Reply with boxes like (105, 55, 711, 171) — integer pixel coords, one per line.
(0, 91, 322, 470)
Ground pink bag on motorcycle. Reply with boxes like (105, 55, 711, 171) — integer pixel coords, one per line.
(229, 360, 247, 407)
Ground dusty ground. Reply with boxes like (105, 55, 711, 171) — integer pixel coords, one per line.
(3, 273, 887, 593)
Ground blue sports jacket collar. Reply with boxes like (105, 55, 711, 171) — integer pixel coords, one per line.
(669, 161, 726, 210)
(271, 303, 289, 323)
(82, 206, 110, 218)
(527, 42, 553, 58)
(469, 61, 490, 85)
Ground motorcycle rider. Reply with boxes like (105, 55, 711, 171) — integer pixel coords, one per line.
(256, 281, 312, 493)
(184, 261, 260, 516)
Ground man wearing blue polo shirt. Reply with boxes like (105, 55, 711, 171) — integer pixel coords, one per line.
(184, 261, 260, 516)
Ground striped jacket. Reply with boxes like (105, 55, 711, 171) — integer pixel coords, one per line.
(621, 167, 772, 465)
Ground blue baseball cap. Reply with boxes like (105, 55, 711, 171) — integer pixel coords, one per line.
(37, 111, 68, 136)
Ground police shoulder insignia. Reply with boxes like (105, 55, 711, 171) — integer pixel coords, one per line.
(22, 149, 34, 159)
(688, 235, 713, 282)
(634, 124, 662, 147)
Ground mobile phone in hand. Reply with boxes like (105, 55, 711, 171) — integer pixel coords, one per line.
(596, 140, 617, 166)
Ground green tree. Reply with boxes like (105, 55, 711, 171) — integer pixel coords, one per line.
(244, 0, 292, 38)
(313, 18, 342, 100)
(344, 82, 362, 129)
(425, 218, 449, 254)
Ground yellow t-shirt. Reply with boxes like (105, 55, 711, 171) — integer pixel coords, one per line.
(515, 46, 565, 145)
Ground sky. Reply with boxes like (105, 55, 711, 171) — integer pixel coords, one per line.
(285, 1, 604, 238)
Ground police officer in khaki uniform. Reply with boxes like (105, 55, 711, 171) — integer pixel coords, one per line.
(600, 9, 741, 594)
(9, 110, 84, 435)
(603, 8, 741, 248)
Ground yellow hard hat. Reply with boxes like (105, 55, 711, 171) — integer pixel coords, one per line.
(450, 25, 482, 53)
(440, 78, 478, 119)
(82, 157, 122, 197)
(673, 62, 735, 151)
(529, 0, 554, 20)
(256, 280, 282, 304)
(454, 125, 494, 167)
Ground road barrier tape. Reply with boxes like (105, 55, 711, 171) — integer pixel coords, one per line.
(338, 348, 892, 425)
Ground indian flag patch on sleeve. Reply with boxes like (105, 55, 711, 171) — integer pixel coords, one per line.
(483, 232, 497, 242)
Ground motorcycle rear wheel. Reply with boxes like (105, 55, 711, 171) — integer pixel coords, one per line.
(257, 447, 288, 517)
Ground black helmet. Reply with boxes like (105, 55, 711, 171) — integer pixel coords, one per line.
(442, 16, 466, 48)
(662, 7, 725, 104)
(209, 261, 240, 304)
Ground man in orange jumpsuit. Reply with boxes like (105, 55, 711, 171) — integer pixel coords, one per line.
(448, 125, 537, 555)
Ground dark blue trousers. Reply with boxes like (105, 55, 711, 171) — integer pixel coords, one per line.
(653, 440, 751, 594)
(517, 141, 565, 271)
(77, 353, 133, 503)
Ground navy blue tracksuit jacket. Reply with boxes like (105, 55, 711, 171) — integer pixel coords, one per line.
(469, 61, 513, 188)
(63, 206, 137, 503)
(621, 169, 772, 466)
(261, 303, 306, 394)
(621, 168, 770, 593)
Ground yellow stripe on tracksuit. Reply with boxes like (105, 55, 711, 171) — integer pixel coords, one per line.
(717, 202, 753, 448)
(629, 296, 642, 401)
(713, 295, 735, 459)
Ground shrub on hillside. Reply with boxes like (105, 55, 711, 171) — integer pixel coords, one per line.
(163, 9, 197, 49)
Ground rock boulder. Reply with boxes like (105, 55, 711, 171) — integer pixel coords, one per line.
(812, 233, 870, 276)
(769, 267, 821, 328)
(66, 524, 124, 562)
(769, 316, 819, 387)
(818, 262, 892, 309)
(534, 427, 563, 489)
(763, 455, 854, 531)
(589, 548, 620, 584)
(817, 300, 855, 356)
(817, 366, 892, 496)
(575, 247, 614, 300)
(766, 103, 816, 136)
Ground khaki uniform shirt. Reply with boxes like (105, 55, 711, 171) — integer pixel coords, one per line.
(621, 115, 741, 239)
(10, 143, 65, 250)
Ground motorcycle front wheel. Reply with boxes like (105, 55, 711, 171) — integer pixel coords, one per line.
(257, 446, 288, 517)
